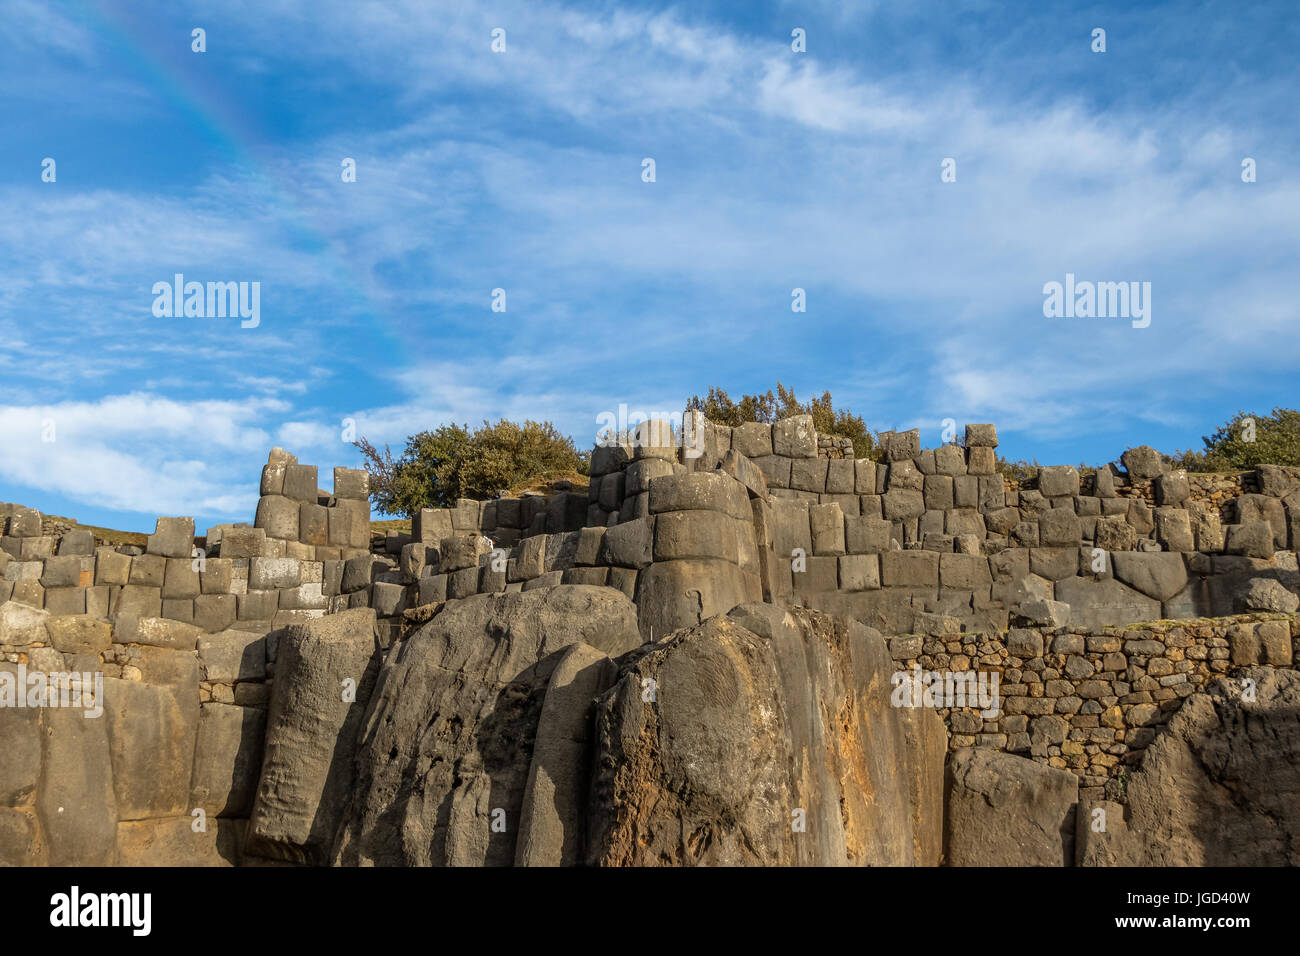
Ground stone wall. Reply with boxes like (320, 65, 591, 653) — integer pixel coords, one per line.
(3, 411, 1300, 867)
(884, 611, 1298, 799)
(0, 602, 267, 865)
(0, 451, 373, 638)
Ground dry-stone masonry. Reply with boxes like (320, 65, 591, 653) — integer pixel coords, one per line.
(3, 411, 1299, 866)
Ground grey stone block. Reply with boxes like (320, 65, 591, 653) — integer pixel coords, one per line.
(237, 589, 279, 621)
(282, 464, 319, 503)
(845, 516, 891, 553)
(57, 529, 95, 556)
(599, 517, 654, 569)
(333, 467, 369, 500)
(250, 557, 301, 591)
(256, 496, 299, 540)
(1121, 445, 1164, 480)
(731, 422, 773, 458)
(1037, 466, 1079, 498)
(790, 457, 829, 493)
(194, 593, 238, 632)
(772, 414, 816, 457)
(162, 557, 201, 599)
(148, 516, 194, 558)
(221, 526, 267, 558)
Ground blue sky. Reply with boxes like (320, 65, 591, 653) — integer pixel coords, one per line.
(2, 0, 1298, 533)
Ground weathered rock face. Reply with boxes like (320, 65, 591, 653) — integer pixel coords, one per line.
(245, 608, 380, 865)
(944, 748, 1079, 866)
(1078, 668, 1300, 866)
(585, 604, 946, 866)
(332, 586, 641, 866)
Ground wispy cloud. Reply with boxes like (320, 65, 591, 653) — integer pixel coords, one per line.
(1, 0, 1296, 528)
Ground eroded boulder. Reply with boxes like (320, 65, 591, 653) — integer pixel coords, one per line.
(1078, 668, 1300, 865)
(332, 586, 640, 866)
(585, 604, 946, 866)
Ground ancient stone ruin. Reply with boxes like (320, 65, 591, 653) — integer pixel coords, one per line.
(2, 412, 1298, 865)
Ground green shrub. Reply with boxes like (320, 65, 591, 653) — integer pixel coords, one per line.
(355, 419, 586, 515)
(1170, 408, 1300, 471)
(687, 382, 878, 459)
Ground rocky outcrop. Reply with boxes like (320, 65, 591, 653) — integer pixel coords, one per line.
(245, 608, 380, 865)
(319, 591, 944, 866)
(585, 604, 946, 865)
(1077, 667, 1300, 865)
(331, 586, 641, 866)
(945, 748, 1079, 866)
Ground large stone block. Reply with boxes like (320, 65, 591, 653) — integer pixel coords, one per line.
(1054, 577, 1161, 628)
(299, 502, 329, 546)
(6, 508, 42, 538)
(191, 702, 267, 817)
(39, 554, 82, 588)
(113, 585, 163, 620)
(845, 515, 891, 554)
(1233, 494, 1287, 548)
(586, 605, 945, 865)
(809, 502, 846, 556)
(103, 677, 199, 820)
(730, 422, 773, 459)
(148, 516, 195, 558)
(923, 475, 954, 511)
(249, 557, 301, 591)
(648, 471, 750, 521)
(945, 748, 1078, 866)
(333, 466, 369, 500)
(333, 588, 639, 866)
(162, 556, 201, 599)
(882, 488, 925, 521)
(854, 459, 877, 494)
(94, 548, 132, 586)
(934, 444, 966, 476)
(1037, 465, 1079, 498)
(653, 510, 738, 563)
(45, 615, 111, 654)
(599, 517, 654, 569)
(221, 526, 267, 558)
(128, 552, 166, 587)
(964, 424, 998, 447)
(635, 558, 750, 640)
(515, 643, 618, 866)
(198, 629, 267, 683)
(883, 429, 920, 462)
(0, 665, 41, 806)
(282, 464, 319, 503)
(772, 414, 816, 458)
(790, 456, 829, 493)
(36, 704, 118, 865)
(1154, 471, 1190, 506)
(1154, 507, 1195, 552)
(881, 551, 939, 588)
(1038, 507, 1081, 547)
(1225, 521, 1274, 559)
(939, 553, 990, 590)
(1121, 445, 1164, 480)
(246, 609, 380, 864)
(255, 495, 299, 540)
(838, 554, 880, 591)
